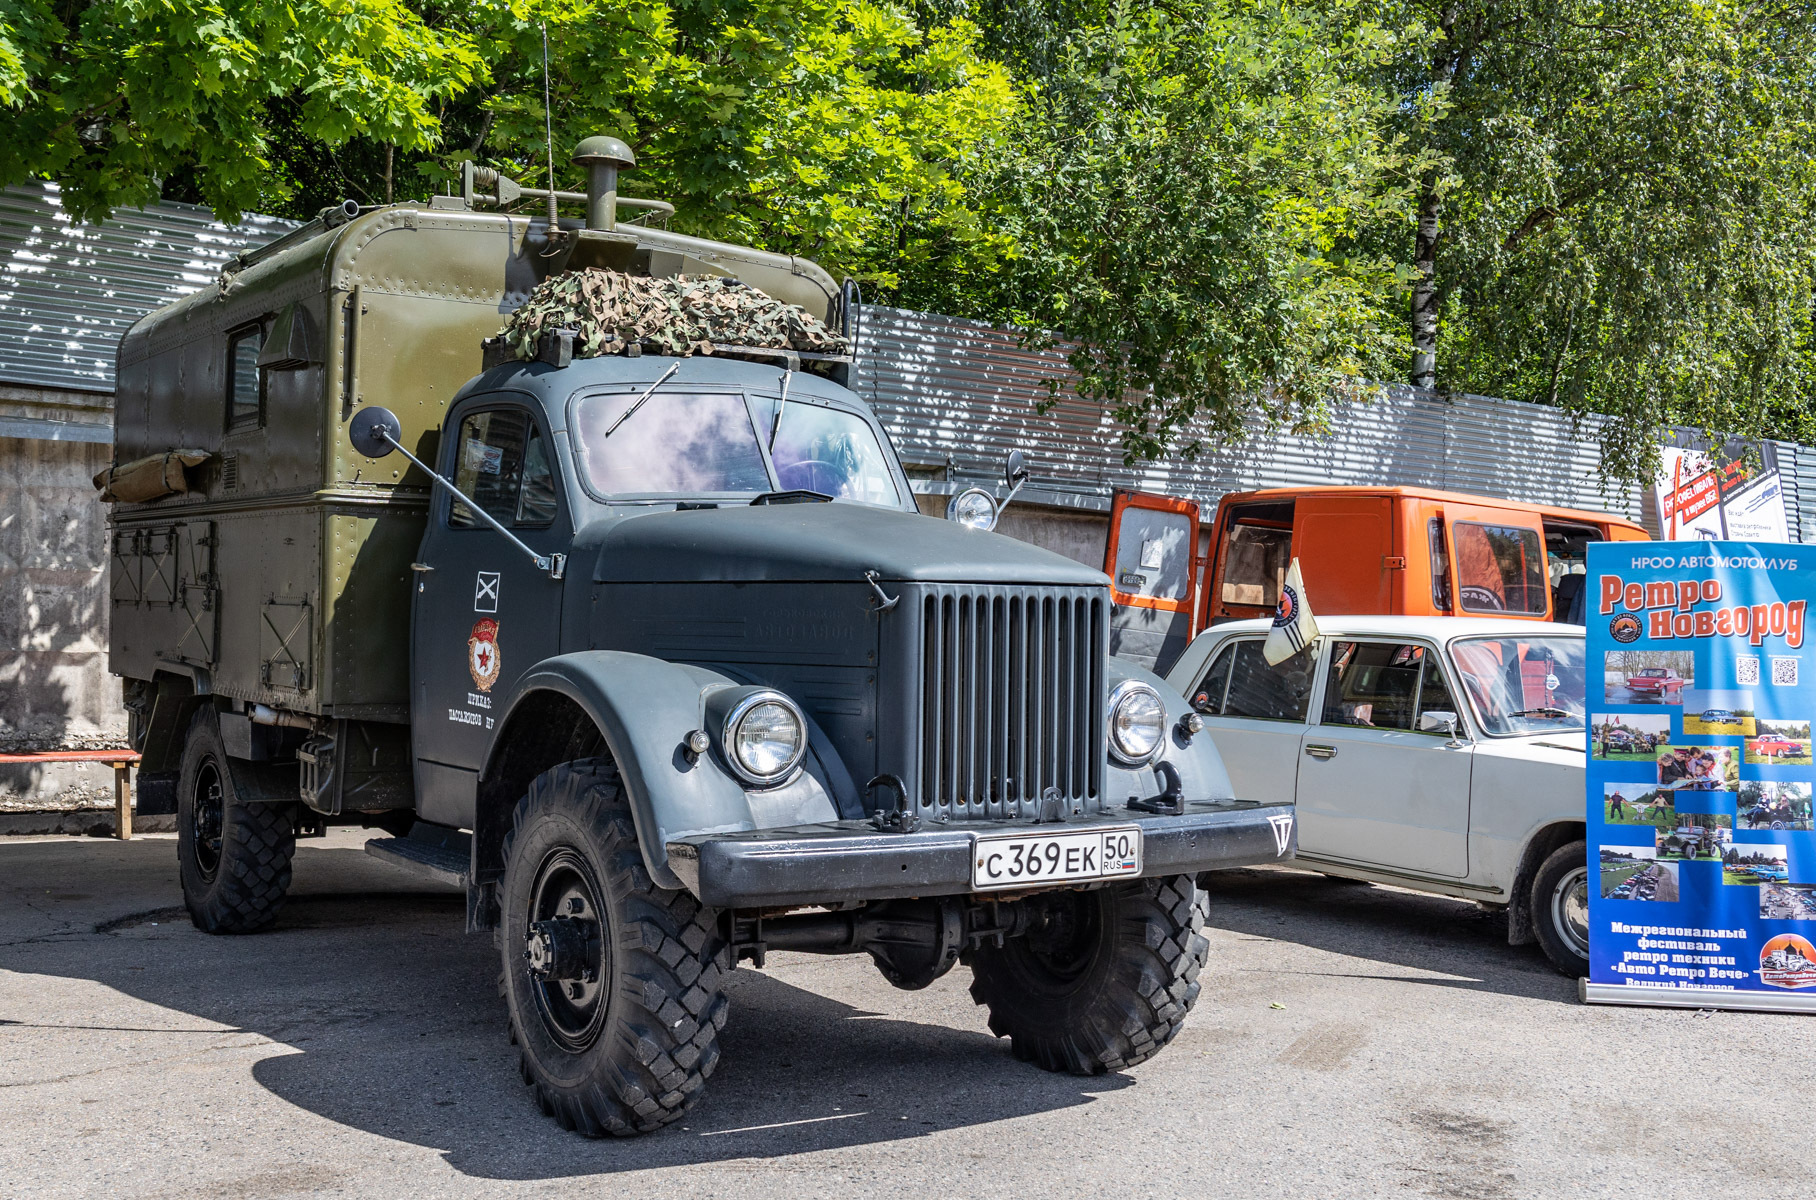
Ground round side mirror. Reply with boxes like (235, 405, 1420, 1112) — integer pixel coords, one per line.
(1004, 449, 1030, 488)
(349, 406, 403, 459)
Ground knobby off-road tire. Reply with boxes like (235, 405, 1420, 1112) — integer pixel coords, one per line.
(1531, 839, 1590, 978)
(176, 709, 296, 934)
(499, 758, 731, 1136)
(968, 874, 1208, 1075)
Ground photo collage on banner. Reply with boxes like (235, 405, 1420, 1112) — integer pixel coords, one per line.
(1585, 541, 1816, 1009)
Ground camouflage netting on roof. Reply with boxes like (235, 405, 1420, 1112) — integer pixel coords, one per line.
(496, 269, 848, 360)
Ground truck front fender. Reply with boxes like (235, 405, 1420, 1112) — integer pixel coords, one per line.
(1103, 656, 1239, 807)
(482, 651, 841, 892)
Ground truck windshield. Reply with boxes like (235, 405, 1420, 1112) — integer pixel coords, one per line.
(768, 400, 901, 506)
(572, 390, 771, 495)
(1449, 635, 1586, 736)
(570, 388, 900, 505)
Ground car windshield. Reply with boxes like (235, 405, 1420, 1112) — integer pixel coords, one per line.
(1449, 635, 1587, 736)
(766, 399, 901, 506)
(1637, 669, 1667, 677)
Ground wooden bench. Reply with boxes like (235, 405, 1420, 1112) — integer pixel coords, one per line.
(0, 749, 143, 839)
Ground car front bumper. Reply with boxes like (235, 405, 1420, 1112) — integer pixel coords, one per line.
(665, 799, 1296, 909)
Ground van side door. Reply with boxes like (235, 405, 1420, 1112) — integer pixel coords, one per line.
(1102, 490, 1200, 675)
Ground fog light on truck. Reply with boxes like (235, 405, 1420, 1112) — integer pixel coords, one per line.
(724, 692, 807, 785)
(1108, 681, 1166, 765)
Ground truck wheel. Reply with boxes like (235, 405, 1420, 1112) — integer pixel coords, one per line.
(176, 709, 296, 934)
(499, 758, 730, 1136)
(1531, 840, 1590, 978)
(967, 875, 1207, 1075)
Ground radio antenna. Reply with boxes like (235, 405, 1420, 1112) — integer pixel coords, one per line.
(539, 21, 561, 254)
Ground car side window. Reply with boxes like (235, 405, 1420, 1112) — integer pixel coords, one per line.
(1321, 641, 1425, 731)
(1321, 641, 1459, 735)
(1416, 656, 1461, 735)
(450, 408, 559, 529)
(1220, 639, 1315, 722)
(1190, 642, 1237, 713)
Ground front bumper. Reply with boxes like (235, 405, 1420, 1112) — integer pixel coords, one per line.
(666, 799, 1295, 908)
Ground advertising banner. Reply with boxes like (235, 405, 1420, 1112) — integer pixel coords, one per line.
(1650, 436, 1790, 543)
(1584, 540, 1816, 1011)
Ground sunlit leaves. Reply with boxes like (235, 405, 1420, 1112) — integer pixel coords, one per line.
(0, 0, 482, 221)
(960, 0, 1436, 464)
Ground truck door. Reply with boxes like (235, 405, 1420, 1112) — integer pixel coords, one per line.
(1102, 491, 1200, 675)
(410, 402, 570, 828)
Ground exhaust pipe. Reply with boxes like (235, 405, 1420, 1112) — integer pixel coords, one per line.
(570, 135, 636, 231)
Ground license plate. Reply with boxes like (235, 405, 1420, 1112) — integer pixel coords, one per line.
(971, 827, 1142, 891)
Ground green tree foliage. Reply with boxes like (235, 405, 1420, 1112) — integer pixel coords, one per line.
(461, 0, 1017, 290)
(0, 0, 1017, 290)
(1381, 0, 1816, 480)
(0, 0, 483, 223)
(912, 0, 1436, 463)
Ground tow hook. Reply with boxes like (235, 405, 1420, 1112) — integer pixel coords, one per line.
(524, 917, 599, 982)
(866, 774, 920, 833)
(1127, 760, 1185, 816)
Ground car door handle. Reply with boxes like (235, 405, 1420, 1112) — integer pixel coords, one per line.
(410, 562, 435, 573)
(1305, 744, 1337, 760)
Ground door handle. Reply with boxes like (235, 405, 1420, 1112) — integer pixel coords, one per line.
(1305, 744, 1337, 760)
(410, 562, 435, 573)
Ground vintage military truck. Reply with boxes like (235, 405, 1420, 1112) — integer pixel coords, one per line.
(104, 137, 1297, 1136)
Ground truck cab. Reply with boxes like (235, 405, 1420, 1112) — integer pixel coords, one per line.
(102, 137, 1295, 1137)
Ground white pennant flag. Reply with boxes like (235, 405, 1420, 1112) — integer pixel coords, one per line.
(1263, 557, 1320, 665)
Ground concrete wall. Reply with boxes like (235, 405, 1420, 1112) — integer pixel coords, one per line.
(0, 384, 125, 808)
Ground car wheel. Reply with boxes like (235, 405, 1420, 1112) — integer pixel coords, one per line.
(967, 875, 1206, 1074)
(1531, 840, 1590, 978)
(499, 757, 730, 1136)
(176, 708, 295, 934)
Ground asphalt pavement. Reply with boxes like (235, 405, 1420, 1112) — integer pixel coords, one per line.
(4, 830, 1814, 1199)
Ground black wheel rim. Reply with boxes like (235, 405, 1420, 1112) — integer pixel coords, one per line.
(1016, 890, 1105, 991)
(191, 759, 225, 882)
(526, 847, 610, 1053)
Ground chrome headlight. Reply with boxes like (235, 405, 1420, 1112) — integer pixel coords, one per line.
(722, 692, 807, 786)
(1108, 680, 1166, 766)
(946, 488, 999, 531)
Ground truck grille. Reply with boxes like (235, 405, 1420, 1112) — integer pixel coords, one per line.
(917, 586, 1106, 817)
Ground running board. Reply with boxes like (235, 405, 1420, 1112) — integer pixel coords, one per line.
(365, 823, 469, 889)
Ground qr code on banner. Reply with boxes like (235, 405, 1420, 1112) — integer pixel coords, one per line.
(1737, 656, 1761, 686)
(1772, 657, 1800, 687)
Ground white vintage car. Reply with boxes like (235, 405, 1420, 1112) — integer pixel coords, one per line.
(1165, 616, 1590, 976)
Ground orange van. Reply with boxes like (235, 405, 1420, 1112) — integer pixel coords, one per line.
(1100, 485, 1648, 670)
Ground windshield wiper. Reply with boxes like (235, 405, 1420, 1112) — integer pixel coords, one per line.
(767, 368, 791, 451)
(600, 361, 680, 438)
(1509, 707, 1573, 719)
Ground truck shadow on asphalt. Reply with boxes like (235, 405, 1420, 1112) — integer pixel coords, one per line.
(8, 843, 1133, 1179)
(1199, 867, 1579, 1003)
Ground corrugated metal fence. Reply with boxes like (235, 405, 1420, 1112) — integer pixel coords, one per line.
(854, 304, 1814, 540)
(0, 183, 295, 393)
